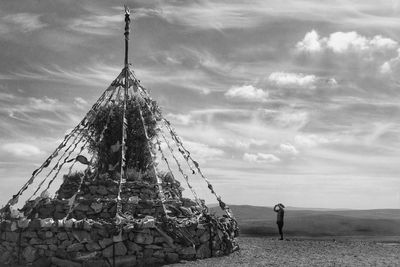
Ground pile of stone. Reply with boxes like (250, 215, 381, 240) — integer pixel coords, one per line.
(0, 212, 238, 266)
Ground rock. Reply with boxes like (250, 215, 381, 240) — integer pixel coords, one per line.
(32, 256, 51, 267)
(0, 250, 11, 264)
(99, 238, 113, 248)
(82, 259, 109, 267)
(114, 242, 127, 256)
(180, 246, 196, 255)
(36, 244, 48, 250)
(57, 232, 69, 241)
(199, 231, 210, 243)
(127, 241, 142, 253)
(51, 256, 81, 267)
(4, 232, 19, 242)
(60, 239, 73, 249)
(90, 203, 103, 213)
(76, 204, 90, 212)
(153, 236, 164, 243)
(22, 246, 38, 263)
(72, 230, 91, 243)
(29, 237, 41, 245)
(196, 243, 211, 259)
(23, 231, 38, 238)
(134, 232, 153, 245)
(145, 244, 163, 249)
(143, 248, 153, 258)
(102, 245, 113, 258)
(49, 244, 58, 251)
(45, 231, 53, 238)
(29, 219, 41, 229)
(73, 251, 99, 261)
(88, 186, 97, 194)
(166, 252, 179, 263)
(153, 250, 164, 258)
(102, 242, 127, 257)
(114, 255, 137, 267)
(97, 186, 108, 195)
(86, 242, 101, 252)
(67, 243, 84, 252)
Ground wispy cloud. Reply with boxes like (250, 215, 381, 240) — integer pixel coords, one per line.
(1, 143, 43, 157)
(67, 14, 121, 35)
(10, 63, 120, 87)
(0, 12, 46, 34)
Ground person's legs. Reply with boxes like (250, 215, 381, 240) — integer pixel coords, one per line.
(277, 222, 283, 240)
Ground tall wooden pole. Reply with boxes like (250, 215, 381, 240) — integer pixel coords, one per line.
(124, 6, 130, 68)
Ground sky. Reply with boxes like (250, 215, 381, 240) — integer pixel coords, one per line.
(0, 0, 400, 209)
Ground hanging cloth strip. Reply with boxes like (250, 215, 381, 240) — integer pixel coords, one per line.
(136, 99, 169, 217)
(158, 132, 204, 209)
(115, 68, 130, 218)
(3, 85, 113, 209)
(162, 119, 233, 218)
(28, 78, 122, 202)
(63, 88, 118, 218)
(133, 78, 233, 218)
(130, 86, 203, 208)
(3, 70, 125, 211)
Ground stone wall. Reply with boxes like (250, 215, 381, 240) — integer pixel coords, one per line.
(0, 215, 238, 266)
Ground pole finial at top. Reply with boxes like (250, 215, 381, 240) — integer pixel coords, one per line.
(124, 5, 131, 67)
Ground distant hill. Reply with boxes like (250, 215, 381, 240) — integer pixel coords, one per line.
(210, 205, 400, 237)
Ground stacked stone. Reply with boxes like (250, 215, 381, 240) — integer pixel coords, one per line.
(24, 172, 201, 221)
(2, 168, 239, 266)
(0, 213, 238, 266)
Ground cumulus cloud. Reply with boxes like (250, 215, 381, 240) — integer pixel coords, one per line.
(268, 72, 337, 89)
(268, 72, 317, 88)
(225, 85, 268, 102)
(243, 152, 280, 163)
(279, 143, 299, 155)
(380, 48, 400, 74)
(295, 30, 322, 53)
(296, 30, 398, 54)
(1, 143, 43, 157)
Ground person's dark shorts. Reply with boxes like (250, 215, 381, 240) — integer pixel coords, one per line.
(277, 221, 283, 227)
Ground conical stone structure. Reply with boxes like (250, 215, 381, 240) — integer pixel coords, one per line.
(0, 7, 239, 267)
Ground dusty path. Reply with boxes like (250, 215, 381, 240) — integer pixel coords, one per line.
(168, 236, 400, 266)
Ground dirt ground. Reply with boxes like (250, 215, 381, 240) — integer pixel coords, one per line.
(168, 236, 400, 267)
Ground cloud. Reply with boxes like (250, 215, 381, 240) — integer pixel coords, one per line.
(279, 143, 299, 155)
(1, 143, 43, 157)
(380, 48, 400, 74)
(225, 85, 268, 102)
(296, 30, 398, 54)
(28, 96, 58, 111)
(11, 64, 120, 87)
(295, 30, 322, 53)
(269, 72, 317, 88)
(1, 13, 46, 34)
(268, 71, 338, 89)
(166, 113, 193, 125)
(184, 140, 224, 162)
(74, 97, 88, 109)
(294, 134, 332, 147)
(243, 152, 280, 163)
(67, 14, 121, 36)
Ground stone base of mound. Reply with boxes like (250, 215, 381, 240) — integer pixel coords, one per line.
(0, 215, 239, 266)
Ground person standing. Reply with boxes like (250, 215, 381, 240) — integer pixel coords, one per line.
(273, 203, 285, 240)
